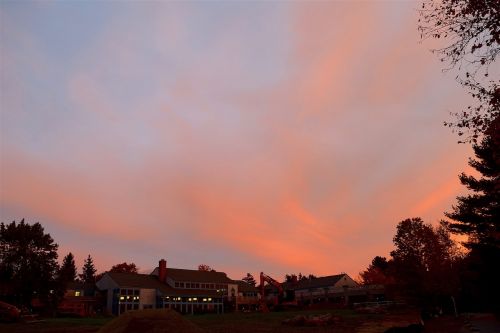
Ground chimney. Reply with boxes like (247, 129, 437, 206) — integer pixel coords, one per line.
(159, 259, 167, 283)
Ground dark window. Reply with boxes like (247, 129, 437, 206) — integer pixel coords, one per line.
(180, 282, 185, 288)
(196, 283, 200, 288)
(134, 290, 139, 295)
(133, 304, 139, 310)
(175, 282, 179, 288)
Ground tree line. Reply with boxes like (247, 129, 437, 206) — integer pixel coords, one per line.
(0, 219, 139, 310)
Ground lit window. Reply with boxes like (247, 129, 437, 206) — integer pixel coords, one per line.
(75, 291, 81, 297)
(208, 298, 212, 301)
(120, 296, 125, 300)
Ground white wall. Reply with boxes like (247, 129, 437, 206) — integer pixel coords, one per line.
(140, 288, 156, 309)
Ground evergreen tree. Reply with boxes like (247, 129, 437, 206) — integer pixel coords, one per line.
(242, 273, 256, 286)
(80, 255, 97, 283)
(445, 117, 500, 310)
(59, 252, 77, 283)
(445, 118, 500, 249)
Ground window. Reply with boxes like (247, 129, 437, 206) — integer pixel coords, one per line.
(195, 283, 200, 288)
(175, 282, 179, 288)
(74, 291, 81, 297)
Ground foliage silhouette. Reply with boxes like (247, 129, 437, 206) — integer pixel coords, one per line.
(80, 254, 97, 283)
(419, 0, 499, 142)
(109, 262, 138, 274)
(242, 273, 256, 286)
(198, 264, 215, 272)
(0, 219, 59, 306)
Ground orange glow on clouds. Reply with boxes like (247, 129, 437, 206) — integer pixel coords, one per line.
(1, 1, 473, 278)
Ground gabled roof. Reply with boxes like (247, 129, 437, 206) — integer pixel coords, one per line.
(152, 267, 233, 284)
(106, 272, 171, 292)
(168, 268, 233, 283)
(102, 272, 224, 297)
(294, 274, 348, 290)
(262, 274, 352, 292)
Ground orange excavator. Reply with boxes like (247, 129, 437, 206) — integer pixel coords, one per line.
(259, 272, 297, 312)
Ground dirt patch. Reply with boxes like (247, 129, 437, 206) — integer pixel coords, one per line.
(97, 309, 205, 333)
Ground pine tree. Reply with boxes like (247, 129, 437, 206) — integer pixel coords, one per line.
(242, 273, 256, 286)
(80, 255, 97, 283)
(445, 117, 500, 249)
(59, 252, 77, 283)
(445, 117, 500, 310)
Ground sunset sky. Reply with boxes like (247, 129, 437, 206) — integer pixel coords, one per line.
(1, 1, 473, 280)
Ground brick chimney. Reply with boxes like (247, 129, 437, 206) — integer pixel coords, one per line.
(159, 259, 167, 283)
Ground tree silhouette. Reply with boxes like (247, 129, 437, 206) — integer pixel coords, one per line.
(390, 218, 459, 304)
(419, 0, 499, 80)
(109, 262, 138, 274)
(419, 0, 499, 142)
(198, 264, 214, 272)
(242, 273, 256, 286)
(359, 256, 393, 285)
(80, 255, 97, 283)
(0, 219, 59, 305)
(444, 117, 500, 310)
(445, 117, 500, 249)
(59, 252, 77, 283)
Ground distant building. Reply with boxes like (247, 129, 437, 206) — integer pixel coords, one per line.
(233, 280, 259, 311)
(57, 282, 101, 316)
(264, 273, 384, 306)
(293, 274, 358, 304)
(96, 259, 256, 315)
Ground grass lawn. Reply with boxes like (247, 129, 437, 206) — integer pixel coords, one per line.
(187, 308, 380, 333)
(0, 316, 112, 333)
(0, 308, 467, 333)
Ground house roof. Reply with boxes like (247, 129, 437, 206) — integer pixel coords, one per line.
(293, 274, 348, 290)
(103, 272, 225, 297)
(152, 267, 233, 284)
(262, 274, 351, 292)
(106, 272, 170, 290)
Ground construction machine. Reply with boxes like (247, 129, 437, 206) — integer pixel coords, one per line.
(259, 272, 297, 312)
